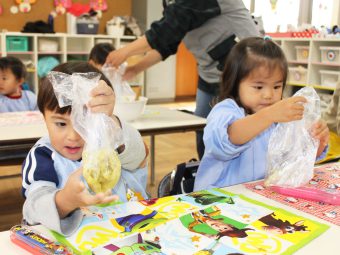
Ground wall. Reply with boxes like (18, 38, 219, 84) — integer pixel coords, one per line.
(176, 43, 198, 97)
(0, 0, 131, 34)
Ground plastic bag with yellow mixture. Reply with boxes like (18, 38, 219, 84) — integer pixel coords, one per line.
(48, 71, 124, 193)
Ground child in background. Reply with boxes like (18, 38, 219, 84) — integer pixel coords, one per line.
(194, 37, 329, 191)
(22, 62, 148, 236)
(0, 56, 37, 112)
(89, 43, 115, 69)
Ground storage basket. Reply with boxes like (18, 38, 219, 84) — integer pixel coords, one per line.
(76, 18, 99, 34)
(288, 66, 307, 84)
(320, 46, 340, 64)
(6, 36, 29, 52)
(319, 70, 339, 88)
(38, 39, 59, 52)
(295, 46, 309, 61)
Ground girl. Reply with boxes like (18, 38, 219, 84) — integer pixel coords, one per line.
(194, 37, 329, 191)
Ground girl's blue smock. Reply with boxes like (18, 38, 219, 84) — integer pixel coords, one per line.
(194, 99, 275, 191)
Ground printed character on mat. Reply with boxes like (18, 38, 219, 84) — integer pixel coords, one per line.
(21, 62, 148, 236)
(0, 56, 37, 112)
(186, 206, 253, 239)
(194, 37, 329, 191)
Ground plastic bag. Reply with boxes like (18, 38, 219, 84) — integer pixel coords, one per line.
(48, 71, 123, 193)
(265, 87, 321, 187)
(102, 63, 136, 102)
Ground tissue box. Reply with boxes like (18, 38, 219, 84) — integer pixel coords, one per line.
(288, 66, 307, 84)
(320, 46, 340, 64)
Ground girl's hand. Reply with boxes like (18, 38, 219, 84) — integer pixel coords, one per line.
(106, 48, 129, 68)
(311, 120, 329, 157)
(267, 96, 307, 123)
(55, 168, 119, 218)
(88, 80, 115, 116)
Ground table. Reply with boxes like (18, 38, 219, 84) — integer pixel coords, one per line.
(0, 106, 206, 185)
(1, 183, 339, 254)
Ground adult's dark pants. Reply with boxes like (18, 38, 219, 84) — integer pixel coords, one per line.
(194, 77, 219, 159)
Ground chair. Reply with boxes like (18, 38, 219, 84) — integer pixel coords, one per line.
(157, 159, 199, 198)
(157, 170, 175, 198)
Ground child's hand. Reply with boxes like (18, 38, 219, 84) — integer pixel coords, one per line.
(267, 96, 307, 123)
(88, 80, 115, 116)
(55, 168, 119, 218)
(311, 120, 329, 157)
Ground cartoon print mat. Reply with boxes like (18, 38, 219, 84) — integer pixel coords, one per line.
(244, 162, 340, 226)
(51, 188, 328, 255)
(0, 111, 43, 126)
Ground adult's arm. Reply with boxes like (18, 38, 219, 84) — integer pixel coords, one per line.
(106, 36, 152, 67)
(123, 50, 162, 80)
(106, 0, 220, 67)
(145, 0, 221, 59)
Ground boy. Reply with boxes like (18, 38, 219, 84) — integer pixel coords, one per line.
(22, 62, 148, 236)
(0, 56, 37, 112)
(89, 43, 115, 69)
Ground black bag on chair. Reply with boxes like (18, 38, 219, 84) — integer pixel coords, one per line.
(158, 159, 200, 197)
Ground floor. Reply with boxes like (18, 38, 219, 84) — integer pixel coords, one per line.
(0, 99, 198, 232)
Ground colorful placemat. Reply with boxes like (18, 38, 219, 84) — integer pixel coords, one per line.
(244, 162, 340, 226)
(51, 188, 328, 255)
(0, 111, 43, 126)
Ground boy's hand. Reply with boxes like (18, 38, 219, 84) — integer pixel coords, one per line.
(311, 120, 329, 157)
(266, 96, 307, 123)
(55, 168, 119, 218)
(88, 80, 115, 116)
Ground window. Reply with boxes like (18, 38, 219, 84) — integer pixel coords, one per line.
(312, 0, 334, 28)
(253, 0, 300, 33)
(242, 0, 251, 11)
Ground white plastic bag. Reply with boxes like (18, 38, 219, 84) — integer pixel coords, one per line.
(48, 71, 123, 193)
(265, 87, 321, 187)
(102, 63, 136, 102)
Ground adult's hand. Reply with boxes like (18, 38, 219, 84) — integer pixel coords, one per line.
(106, 48, 129, 68)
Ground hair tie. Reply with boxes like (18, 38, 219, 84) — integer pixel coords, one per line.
(263, 35, 272, 41)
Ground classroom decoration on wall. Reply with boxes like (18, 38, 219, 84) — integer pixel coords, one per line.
(245, 162, 340, 226)
(54, 0, 72, 15)
(90, 0, 107, 11)
(0, 4, 3, 15)
(50, 188, 328, 255)
(12, 0, 37, 13)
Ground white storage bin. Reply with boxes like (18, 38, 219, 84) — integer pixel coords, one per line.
(38, 39, 59, 52)
(106, 24, 124, 37)
(320, 46, 340, 63)
(288, 66, 307, 84)
(319, 70, 340, 88)
(295, 46, 309, 61)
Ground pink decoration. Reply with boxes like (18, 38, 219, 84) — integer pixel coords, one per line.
(90, 0, 107, 11)
(54, 0, 72, 9)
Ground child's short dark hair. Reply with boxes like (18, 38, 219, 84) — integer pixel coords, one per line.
(89, 43, 115, 66)
(38, 61, 112, 115)
(219, 37, 288, 108)
(0, 56, 26, 80)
